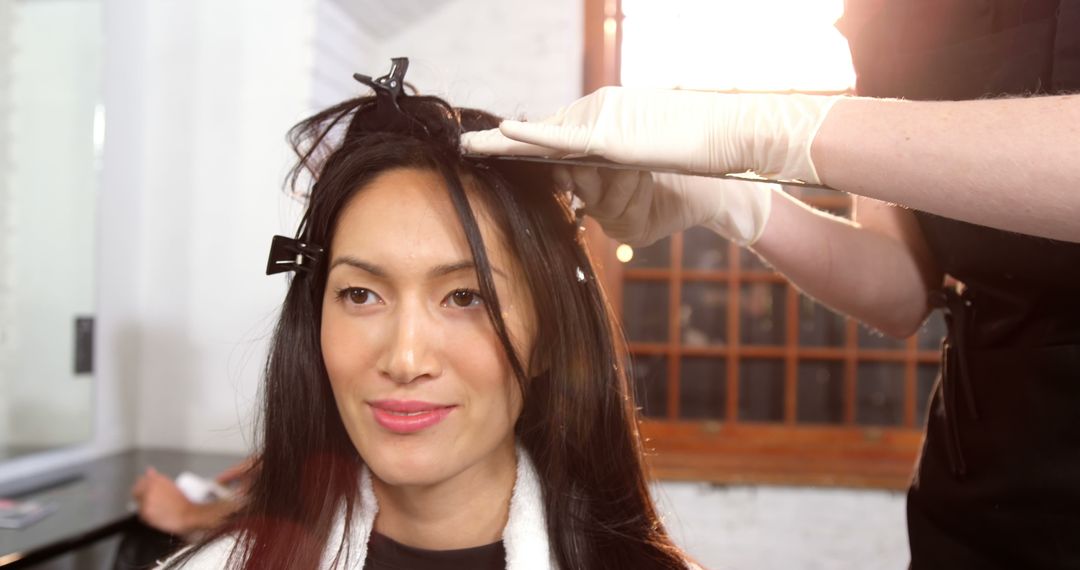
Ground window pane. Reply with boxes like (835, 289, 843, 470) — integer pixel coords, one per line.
(680, 357, 726, 420)
(681, 282, 727, 346)
(623, 281, 669, 342)
(797, 361, 844, 424)
(918, 310, 947, 350)
(740, 283, 786, 345)
(856, 362, 905, 426)
(625, 236, 670, 269)
(682, 227, 728, 270)
(798, 296, 845, 347)
(739, 359, 784, 422)
(857, 325, 906, 350)
(630, 354, 668, 418)
(917, 364, 940, 427)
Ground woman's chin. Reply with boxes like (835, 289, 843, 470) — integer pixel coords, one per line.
(365, 447, 450, 487)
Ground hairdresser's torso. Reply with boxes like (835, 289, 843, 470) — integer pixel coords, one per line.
(844, 0, 1080, 568)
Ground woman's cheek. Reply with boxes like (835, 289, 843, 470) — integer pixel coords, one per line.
(322, 314, 378, 392)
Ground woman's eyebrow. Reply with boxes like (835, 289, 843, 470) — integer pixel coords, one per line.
(429, 260, 507, 280)
(328, 256, 386, 277)
(327, 256, 506, 280)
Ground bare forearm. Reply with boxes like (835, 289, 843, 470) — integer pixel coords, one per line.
(180, 499, 238, 537)
(811, 95, 1080, 243)
(751, 192, 934, 337)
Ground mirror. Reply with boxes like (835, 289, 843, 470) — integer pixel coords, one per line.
(0, 0, 100, 460)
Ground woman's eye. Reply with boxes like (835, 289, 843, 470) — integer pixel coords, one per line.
(339, 287, 381, 306)
(445, 289, 483, 308)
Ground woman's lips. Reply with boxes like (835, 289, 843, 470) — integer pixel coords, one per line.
(368, 400, 456, 434)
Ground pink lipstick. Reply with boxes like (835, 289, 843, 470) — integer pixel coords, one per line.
(368, 400, 456, 434)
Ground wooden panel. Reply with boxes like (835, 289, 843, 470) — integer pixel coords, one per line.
(904, 335, 918, 428)
(641, 421, 922, 489)
(726, 244, 741, 422)
(784, 283, 799, 424)
(667, 232, 683, 419)
(843, 319, 858, 424)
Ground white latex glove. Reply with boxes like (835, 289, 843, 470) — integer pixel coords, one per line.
(462, 87, 840, 184)
(558, 167, 774, 247)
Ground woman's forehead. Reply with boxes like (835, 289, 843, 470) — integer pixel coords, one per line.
(328, 167, 512, 274)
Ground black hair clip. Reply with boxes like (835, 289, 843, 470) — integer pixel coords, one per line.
(353, 57, 427, 134)
(266, 235, 324, 276)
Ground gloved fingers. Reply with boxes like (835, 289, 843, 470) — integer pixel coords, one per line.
(589, 169, 647, 222)
(560, 166, 603, 207)
(653, 173, 775, 246)
(498, 120, 592, 156)
(460, 128, 561, 157)
(552, 165, 575, 194)
(615, 173, 657, 245)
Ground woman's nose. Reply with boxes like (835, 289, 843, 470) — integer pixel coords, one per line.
(375, 302, 442, 384)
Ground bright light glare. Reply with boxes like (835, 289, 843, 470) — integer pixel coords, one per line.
(621, 0, 854, 92)
(616, 244, 635, 263)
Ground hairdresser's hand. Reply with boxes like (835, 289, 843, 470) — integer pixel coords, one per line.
(215, 458, 254, 493)
(132, 467, 197, 536)
(559, 167, 774, 247)
(462, 88, 839, 183)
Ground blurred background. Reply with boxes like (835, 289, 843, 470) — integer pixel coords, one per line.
(0, 0, 945, 568)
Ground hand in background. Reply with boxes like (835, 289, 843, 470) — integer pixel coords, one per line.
(131, 466, 241, 539)
(215, 457, 255, 493)
(131, 467, 197, 536)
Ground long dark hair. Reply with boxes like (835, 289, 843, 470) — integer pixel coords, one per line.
(169, 92, 690, 569)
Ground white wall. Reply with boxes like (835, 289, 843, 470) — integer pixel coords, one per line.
(366, 0, 584, 120)
(127, 0, 317, 453)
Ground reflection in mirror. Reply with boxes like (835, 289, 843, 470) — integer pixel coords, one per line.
(0, 0, 100, 460)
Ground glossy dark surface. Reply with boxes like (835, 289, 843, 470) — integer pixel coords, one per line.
(0, 449, 243, 568)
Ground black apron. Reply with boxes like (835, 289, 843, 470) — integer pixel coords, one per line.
(839, 1, 1080, 568)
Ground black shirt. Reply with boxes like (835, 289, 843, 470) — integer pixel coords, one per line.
(361, 531, 506, 570)
(842, 1, 1080, 568)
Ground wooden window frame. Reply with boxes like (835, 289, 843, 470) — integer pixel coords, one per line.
(583, 0, 930, 490)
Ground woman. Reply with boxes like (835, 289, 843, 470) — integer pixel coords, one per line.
(464, 1, 1080, 568)
(162, 71, 694, 569)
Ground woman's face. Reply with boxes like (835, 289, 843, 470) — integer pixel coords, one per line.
(321, 167, 534, 488)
